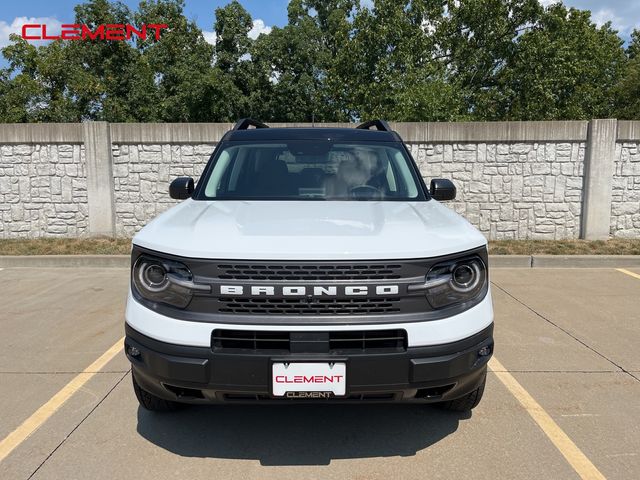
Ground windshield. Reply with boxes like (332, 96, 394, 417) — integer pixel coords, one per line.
(197, 141, 426, 201)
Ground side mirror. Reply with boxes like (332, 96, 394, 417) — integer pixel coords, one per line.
(429, 178, 456, 201)
(169, 177, 195, 200)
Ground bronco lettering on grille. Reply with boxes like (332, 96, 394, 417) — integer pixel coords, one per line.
(218, 285, 400, 297)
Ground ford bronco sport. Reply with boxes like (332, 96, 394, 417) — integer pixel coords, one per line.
(125, 119, 494, 412)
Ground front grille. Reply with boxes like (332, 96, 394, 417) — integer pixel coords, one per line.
(217, 263, 403, 281)
(212, 329, 407, 353)
(133, 244, 489, 323)
(218, 297, 401, 315)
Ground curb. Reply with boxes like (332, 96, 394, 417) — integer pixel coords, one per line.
(0, 255, 129, 268)
(488, 255, 532, 268)
(0, 255, 639, 269)
(530, 255, 640, 268)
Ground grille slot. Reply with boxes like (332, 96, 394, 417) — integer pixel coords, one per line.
(217, 297, 401, 315)
(212, 330, 289, 351)
(212, 329, 407, 353)
(217, 263, 403, 281)
(329, 330, 407, 352)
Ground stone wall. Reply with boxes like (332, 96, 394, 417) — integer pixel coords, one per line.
(111, 140, 587, 239)
(410, 142, 585, 240)
(0, 144, 88, 238)
(611, 142, 640, 238)
(0, 120, 639, 240)
(112, 143, 213, 236)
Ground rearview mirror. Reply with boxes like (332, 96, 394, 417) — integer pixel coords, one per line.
(430, 178, 456, 201)
(169, 177, 195, 200)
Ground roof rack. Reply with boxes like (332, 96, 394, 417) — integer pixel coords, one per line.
(356, 119, 391, 132)
(233, 118, 269, 130)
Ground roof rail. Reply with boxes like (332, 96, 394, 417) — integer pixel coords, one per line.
(356, 119, 391, 132)
(233, 118, 269, 130)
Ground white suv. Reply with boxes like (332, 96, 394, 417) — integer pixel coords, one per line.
(124, 119, 494, 412)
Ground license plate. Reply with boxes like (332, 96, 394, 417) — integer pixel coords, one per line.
(272, 362, 346, 397)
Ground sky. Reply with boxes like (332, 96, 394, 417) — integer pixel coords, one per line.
(0, 0, 638, 64)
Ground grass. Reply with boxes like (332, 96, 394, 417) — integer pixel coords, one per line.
(0, 238, 132, 255)
(488, 239, 640, 255)
(0, 238, 639, 256)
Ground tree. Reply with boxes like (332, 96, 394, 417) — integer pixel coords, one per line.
(434, 0, 542, 120)
(210, 1, 255, 119)
(135, 0, 221, 121)
(0, 37, 82, 121)
(493, 4, 626, 120)
(71, 0, 158, 121)
(333, 0, 468, 121)
(249, 0, 355, 122)
(614, 29, 640, 120)
(214, 0, 253, 72)
(0, 0, 638, 122)
(627, 30, 640, 60)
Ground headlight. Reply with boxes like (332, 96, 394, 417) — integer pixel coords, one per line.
(132, 255, 195, 308)
(423, 256, 487, 309)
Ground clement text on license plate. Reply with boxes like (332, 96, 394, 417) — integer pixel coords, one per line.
(272, 362, 346, 397)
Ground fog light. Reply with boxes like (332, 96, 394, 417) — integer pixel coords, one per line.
(478, 346, 491, 357)
(127, 345, 141, 357)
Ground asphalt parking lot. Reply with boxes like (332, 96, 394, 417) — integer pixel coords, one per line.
(0, 266, 639, 479)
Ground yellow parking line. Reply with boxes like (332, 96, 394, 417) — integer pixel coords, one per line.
(489, 357, 606, 480)
(616, 268, 640, 280)
(0, 337, 124, 463)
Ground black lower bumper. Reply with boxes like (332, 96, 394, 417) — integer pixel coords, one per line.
(125, 323, 494, 404)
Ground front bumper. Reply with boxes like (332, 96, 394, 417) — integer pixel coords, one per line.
(125, 323, 494, 404)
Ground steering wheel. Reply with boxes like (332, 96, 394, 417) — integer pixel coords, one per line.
(349, 185, 382, 199)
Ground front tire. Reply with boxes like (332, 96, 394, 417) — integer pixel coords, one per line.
(132, 372, 181, 412)
(437, 372, 486, 412)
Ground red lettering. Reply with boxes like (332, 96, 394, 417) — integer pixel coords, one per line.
(81, 24, 105, 40)
(105, 24, 125, 40)
(147, 23, 168, 40)
(21, 23, 164, 42)
(61, 24, 81, 40)
(21, 24, 41, 40)
(126, 24, 146, 40)
(42, 24, 60, 40)
(274, 374, 344, 384)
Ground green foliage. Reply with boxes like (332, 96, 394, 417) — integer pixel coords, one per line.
(215, 0, 252, 71)
(0, 0, 637, 122)
(135, 0, 218, 121)
(495, 5, 626, 120)
(250, 0, 353, 122)
(71, 0, 156, 121)
(627, 29, 640, 59)
(614, 29, 640, 120)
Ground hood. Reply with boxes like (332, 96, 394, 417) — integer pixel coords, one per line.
(133, 200, 486, 260)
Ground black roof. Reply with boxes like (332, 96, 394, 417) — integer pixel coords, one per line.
(220, 120, 401, 143)
(222, 127, 402, 142)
